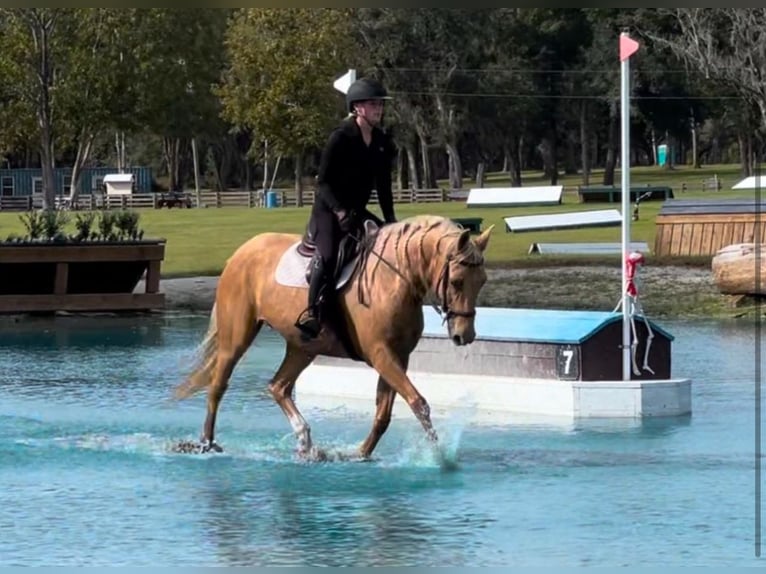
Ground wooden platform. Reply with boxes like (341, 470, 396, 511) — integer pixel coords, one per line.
(654, 199, 766, 257)
(0, 241, 165, 314)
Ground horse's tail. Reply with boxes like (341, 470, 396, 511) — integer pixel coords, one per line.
(173, 303, 219, 400)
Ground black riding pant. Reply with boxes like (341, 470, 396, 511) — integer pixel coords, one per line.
(310, 202, 342, 269)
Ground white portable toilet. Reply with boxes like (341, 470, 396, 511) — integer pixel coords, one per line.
(103, 173, 134, 195)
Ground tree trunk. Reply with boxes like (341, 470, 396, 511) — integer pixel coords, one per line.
(603, 101, 618, 185)
(163, 137, 183, 191)
(691, 117, 700, 168)
(405, 143, 419, 189)
(294, 151, 304, 207)
(505, 142, 522, 187)
(564, 133, 578, 176)
(69, 130, 95, 203)
(476, 161, 486, 188)
(244, 159, 252, 191)
(541, 137, 558, 185)
(191, 137, 201, 203)
(737, 133, 750, 177)
(418, 133, 435, 189)
(115, 131, 127, 172)
(396, 147, 408, 190)
(663, 132, 675, 170)
(35, 15, 56, 211)
(208, 145, 224, 191)
(446, 141, 462, 189)
(39, 129, 56, 210)
(580, 102, 590, 186)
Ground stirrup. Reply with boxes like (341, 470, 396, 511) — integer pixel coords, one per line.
(294, 308, 321, 339)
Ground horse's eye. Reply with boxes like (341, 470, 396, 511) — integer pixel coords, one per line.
(450, 278, 464, 289)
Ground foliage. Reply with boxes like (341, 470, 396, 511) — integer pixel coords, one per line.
(3, 209, 145, 243)
(73, 212, 96, 241)
(1, 8, 765, 194)
(18, 211, 46, 241)
(217, 8, 357, 158)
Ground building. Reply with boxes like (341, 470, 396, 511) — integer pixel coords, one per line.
(0, 167, 153, 197)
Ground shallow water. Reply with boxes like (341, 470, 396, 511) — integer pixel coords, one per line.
(0, 313, 762, 566)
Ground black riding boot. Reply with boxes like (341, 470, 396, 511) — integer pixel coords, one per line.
(295, 257, 328, 339)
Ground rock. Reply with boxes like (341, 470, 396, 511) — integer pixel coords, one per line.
(711, 243, 766, 296)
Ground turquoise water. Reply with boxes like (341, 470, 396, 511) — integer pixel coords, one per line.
(0, 313, 762, 566)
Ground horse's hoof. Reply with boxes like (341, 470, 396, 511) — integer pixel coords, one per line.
(201, 441, 223, 453)
(298, 446, 328, 462)
(170, 440, 204, 454)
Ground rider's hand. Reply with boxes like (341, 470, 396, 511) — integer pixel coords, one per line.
(335, 208, 354, 232)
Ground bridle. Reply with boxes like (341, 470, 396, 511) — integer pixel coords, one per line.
(433, 252, 483, 324)
(353, 227, 482, 324)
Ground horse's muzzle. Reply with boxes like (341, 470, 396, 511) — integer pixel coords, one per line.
(450, 330, 475, 346)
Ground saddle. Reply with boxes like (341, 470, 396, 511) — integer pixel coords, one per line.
(297, 217, 379, 285)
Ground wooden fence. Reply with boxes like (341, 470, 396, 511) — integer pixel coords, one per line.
(0, 185, 585, 211)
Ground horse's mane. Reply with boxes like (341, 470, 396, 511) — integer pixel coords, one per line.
(355, 215, 483, 306)
(379, 214, 483, 267)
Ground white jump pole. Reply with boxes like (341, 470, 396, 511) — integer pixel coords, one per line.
(620, 32, 640, 381)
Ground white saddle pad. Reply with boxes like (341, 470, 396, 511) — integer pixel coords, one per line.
(274, 242, 359, 289)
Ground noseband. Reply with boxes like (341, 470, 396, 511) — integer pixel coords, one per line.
(434, 253, 482, 324)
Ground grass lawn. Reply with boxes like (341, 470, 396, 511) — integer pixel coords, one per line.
(0, 163, 755, 277)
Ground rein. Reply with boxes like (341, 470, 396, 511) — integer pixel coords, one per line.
(352, 226, 481, 324)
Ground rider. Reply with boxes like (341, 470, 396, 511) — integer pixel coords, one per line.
(294, 77, 398, 339)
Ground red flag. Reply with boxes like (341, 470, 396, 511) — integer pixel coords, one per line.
(620, 33, 640, 62)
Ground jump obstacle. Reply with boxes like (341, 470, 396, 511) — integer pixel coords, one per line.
(504, 209, 623, 233)
(528, 241, 650, 255)
(295, 306, 691, 423)
(466, 186, 563, 208)
(654, 198, 766, 257)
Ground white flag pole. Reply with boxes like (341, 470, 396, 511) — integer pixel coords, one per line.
(620, 32, 639, 381)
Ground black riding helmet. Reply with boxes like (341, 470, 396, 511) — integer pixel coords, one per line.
(346, 77, 392, 113)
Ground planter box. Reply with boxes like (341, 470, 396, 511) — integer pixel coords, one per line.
(0, 240, 166, 313)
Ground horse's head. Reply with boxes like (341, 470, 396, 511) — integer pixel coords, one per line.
(433, 223, 494, 346)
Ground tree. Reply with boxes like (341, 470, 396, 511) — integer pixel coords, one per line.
(642, 9, 766, 163)
(0, 9, 73, 209)
(0, 9, 140, 205)
(129, 8, 230, 192)
(218, 8, 355, 205)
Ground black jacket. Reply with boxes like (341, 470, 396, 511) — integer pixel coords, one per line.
(316, 117, 397, 223)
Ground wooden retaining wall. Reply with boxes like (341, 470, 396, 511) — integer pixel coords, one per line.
(654, 199, 766, 257)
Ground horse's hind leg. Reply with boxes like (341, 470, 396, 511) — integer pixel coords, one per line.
(201, 316, 263, 453)
(268, 343, 316, 456)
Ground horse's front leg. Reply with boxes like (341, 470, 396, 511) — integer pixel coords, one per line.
(367, 348, 438, 448)
(359, 376, 398, 459)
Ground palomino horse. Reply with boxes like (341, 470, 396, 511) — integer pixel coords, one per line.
(173, 214, 493, 460)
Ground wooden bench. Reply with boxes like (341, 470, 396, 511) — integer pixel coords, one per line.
(452, 217, 483, 234)
(577, 185, 673, 203)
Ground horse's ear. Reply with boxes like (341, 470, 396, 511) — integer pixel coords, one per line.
(457, 228, 471, 251)
(474, 224, 494, 252)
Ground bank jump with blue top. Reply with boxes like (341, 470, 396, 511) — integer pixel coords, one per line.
(295, 306, 691, 422)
